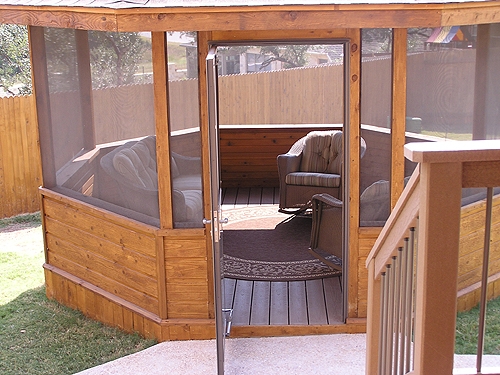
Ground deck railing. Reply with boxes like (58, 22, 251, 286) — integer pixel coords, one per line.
(365, 140, 500, 375)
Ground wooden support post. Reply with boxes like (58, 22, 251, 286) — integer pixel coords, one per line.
(365, 260, 381, 375)
(413, 161, 462, 375)
(347, 28, 362, 319)
(152, 32, 174, 230)
(390, 28, 407, 209)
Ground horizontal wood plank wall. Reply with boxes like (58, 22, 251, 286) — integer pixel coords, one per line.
(219, 126, 337, 187)
(457, 194, 500, 311)
(0, 95, 41, 218)
(163, 229, 211, 320)
(42, 191, 160, 315)
(357, 227, 383, 318)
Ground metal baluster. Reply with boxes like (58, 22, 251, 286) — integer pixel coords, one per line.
(399, 239, 409, 375)
(385, 263, 394, 374)
(393, 248, 403, 375)
(379, 271, 388, 375)
(387, 257, 397, 374)
(477, 187, 494, 373)
(406, 226, 416, 373)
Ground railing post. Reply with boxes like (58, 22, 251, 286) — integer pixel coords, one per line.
(413, 161, 462, 375)
(366, 260, 381, 375)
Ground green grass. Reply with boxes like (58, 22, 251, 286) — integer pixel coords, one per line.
(421, 130, 473, 141)
(455, 296, 500, 355)
(0, 214, 156, 375)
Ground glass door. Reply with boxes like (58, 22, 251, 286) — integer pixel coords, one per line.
(206, 46, 230, 375)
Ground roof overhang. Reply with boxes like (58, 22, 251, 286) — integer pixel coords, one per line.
(1, 1, 500, 31)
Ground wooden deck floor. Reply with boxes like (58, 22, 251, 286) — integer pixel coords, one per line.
(221, 187, 344, 327)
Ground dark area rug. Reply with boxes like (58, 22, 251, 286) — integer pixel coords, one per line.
(222, 206, 341, 281)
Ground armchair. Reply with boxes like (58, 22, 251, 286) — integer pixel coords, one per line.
(277, 130, 366, 211)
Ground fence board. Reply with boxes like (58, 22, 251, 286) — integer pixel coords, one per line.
(0, 95, 41, 218)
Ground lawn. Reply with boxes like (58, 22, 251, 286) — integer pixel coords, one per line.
(0, 213, 156, 375)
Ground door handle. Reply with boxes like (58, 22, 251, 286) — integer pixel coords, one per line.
(221, 218, 229, 224)
(202, 218, 211, 225)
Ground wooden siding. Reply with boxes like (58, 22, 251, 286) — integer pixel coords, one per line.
(0, 95, 41, 218)
(42, 191, 160, 314)
(456, 194, 500, 310)
(357, 227, 382, 318)
(163, 229, 212, 319)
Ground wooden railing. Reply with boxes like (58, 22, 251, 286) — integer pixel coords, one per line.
(365, 140, 500, 375)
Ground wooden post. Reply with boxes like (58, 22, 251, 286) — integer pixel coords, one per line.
(390, 28, 407, 209)
(347, 28, 362, 319)
(365, 260, 382, 375)
(472, 24, 489, 141)
(413, 161, 462, 375)
(152, 31, 174, 230)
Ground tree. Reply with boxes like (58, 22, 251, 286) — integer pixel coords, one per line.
(259, 45, 310, 69)
(0, 25, 31, 95)
(88, 31, 150, 88)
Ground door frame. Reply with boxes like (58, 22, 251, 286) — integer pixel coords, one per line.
(200, 28, 362, 331)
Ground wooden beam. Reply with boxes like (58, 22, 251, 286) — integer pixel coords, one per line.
(347, 28, 361, 319)
(211, 28, 357, 41)
(152, 32, 173, 230)
(390, 28, 407, 210)
(6, 3, 500, 32)
(28, 26, 57, 188)
(75, 29, 96, 150)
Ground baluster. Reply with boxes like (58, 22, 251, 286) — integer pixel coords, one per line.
(399, 238, 409, 375)
(477, 187, 494, 373)
(406, 226, 416, 373)
(379, 270, 388, 375)
(393, 248, 403, 375)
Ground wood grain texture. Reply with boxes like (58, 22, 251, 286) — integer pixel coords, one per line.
(390, 28, 407, 210)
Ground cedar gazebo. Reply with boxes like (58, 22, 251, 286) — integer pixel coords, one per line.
(1, 0, 500, 343)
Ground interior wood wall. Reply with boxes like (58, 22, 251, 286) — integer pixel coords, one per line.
(219, 126, 340, 187)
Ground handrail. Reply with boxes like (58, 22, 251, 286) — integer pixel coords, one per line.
(365, 166, 420, 277)
(366, 140, 500, 375)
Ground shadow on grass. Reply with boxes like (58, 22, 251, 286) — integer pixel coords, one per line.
(0, 286, 156, 375)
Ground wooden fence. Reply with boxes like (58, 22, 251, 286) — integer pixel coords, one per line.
(0, 95, 41, 218)
(0, 50, 476, 218)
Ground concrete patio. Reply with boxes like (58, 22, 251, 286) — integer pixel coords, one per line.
(74, 333, 500, 375)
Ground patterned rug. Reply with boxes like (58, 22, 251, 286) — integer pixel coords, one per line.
(222, 205, 342, 281)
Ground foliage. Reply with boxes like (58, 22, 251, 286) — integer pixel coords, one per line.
(0, 25, 31, 95)
(88, 31, 150, 87)
(455, 296, 500, 355)
(258, 45, 310, 69)
(0, 28, 151, 94)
